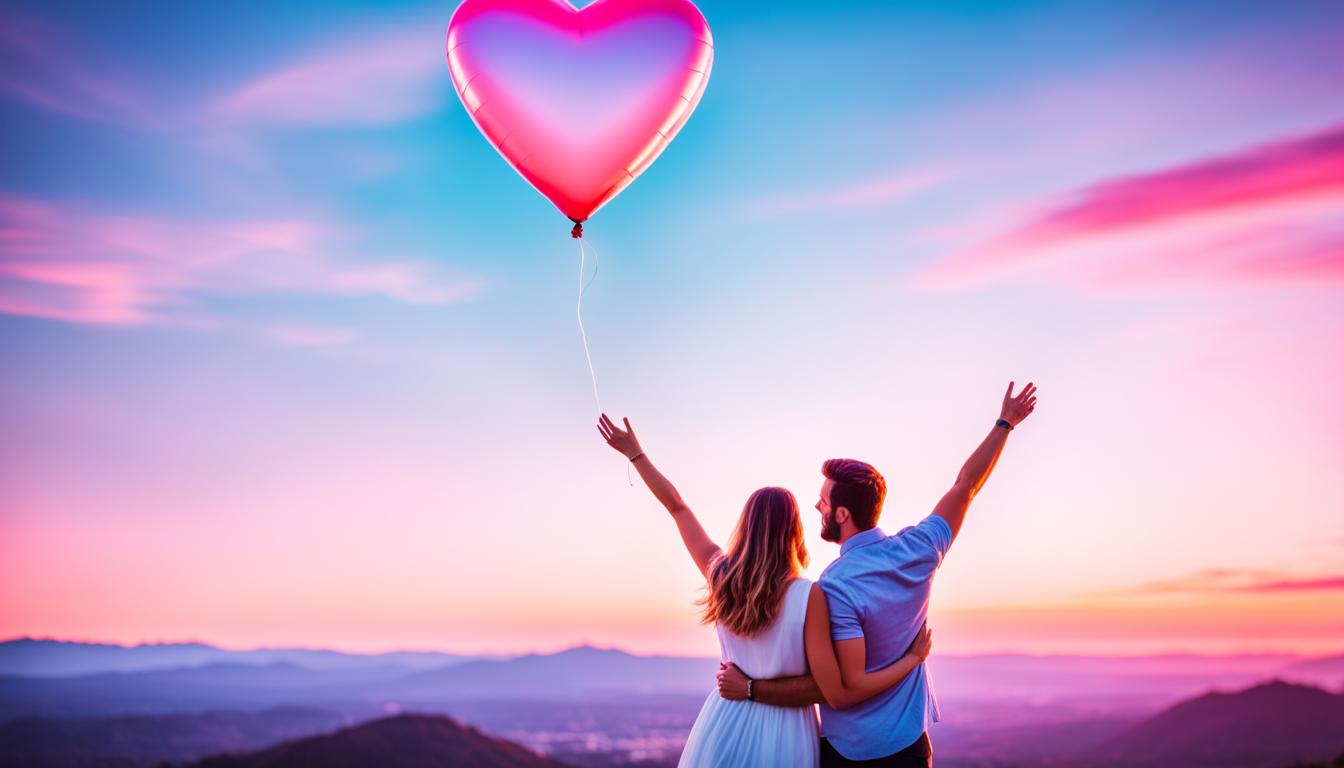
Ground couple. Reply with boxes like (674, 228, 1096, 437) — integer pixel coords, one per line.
(597, 382, 1037, 767)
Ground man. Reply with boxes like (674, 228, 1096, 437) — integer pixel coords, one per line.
(717, 381, 1037, 766)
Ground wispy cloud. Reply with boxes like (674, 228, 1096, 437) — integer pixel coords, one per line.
(0, 195, 482, 328)
(265, 324, 362, 348)
(1238, 576, 1344, 593)
(915, 122, 1344, 291)
(0, 9, 160, 130)
(741, 169, 947, 218)
(979, 122, 1342, 249)
(215, 25, 447, 125)
(1134, 568, 1344, 595)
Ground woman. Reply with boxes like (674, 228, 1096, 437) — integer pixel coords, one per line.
(598, 414, 932, 767)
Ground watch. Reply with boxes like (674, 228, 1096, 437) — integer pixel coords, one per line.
(995, 419, 1013, 431)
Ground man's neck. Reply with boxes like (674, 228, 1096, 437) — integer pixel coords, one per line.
(835, 527, 862, 547)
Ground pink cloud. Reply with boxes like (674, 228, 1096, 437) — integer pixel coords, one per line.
(1239, 576, 1344, 593)
(0, 9, 159, 130)
(741, 169, 947, 218)
(916, 122, 1344, 290)
(0, 195, 483, 328)
(216, 25, 446, 125)
(1134, 569, 1344, 595)
(995, 122, 1343, 250)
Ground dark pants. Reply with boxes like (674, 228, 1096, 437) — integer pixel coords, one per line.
(820, 734, 932, 768)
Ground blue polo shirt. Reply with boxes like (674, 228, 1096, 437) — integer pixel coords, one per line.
(817, 515, 954, 760)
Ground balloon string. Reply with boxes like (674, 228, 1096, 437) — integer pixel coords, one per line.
(576, 237, 602, 415)
(575, 237, 633, 487)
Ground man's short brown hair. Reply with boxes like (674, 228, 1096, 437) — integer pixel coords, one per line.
(822, 458, 887, 531)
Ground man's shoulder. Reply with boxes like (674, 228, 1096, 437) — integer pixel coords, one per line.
(819, 555, 857, 585)
(892, 515, 954, 558)
(819, 545, 887, 583)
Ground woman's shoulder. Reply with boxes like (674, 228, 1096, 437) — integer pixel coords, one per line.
(788, 576, 815, 601)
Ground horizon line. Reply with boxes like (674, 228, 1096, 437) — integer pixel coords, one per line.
(5, 634, 1340, 661)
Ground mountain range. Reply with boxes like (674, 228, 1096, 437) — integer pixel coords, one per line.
(0, 637, 482, 678)
(1097, 680, 1344, 767)
(4, 637, 1343, 768)
(7, 637, 1334, 710)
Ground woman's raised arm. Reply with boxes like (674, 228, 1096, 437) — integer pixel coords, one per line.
(802, 583, 930, 710)
(598, 414, 722, 577)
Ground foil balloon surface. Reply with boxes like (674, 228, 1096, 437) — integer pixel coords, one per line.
(447, 0, 713, 225)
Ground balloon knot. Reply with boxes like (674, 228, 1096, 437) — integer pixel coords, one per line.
(570, 220, 584, 239)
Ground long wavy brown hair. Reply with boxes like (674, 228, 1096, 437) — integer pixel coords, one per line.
(698, 487, 809, 637)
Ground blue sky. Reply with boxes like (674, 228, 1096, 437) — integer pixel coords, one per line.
(2, 0, 1343, 655)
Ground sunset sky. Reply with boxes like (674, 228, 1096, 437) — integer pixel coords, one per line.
(2, 0, 1342, 658)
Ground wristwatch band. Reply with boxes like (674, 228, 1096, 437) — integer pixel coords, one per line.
(995, 419, 1013, 431)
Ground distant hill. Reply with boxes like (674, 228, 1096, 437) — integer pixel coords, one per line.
(0, 661, 417, 721)
(0, 646, 720, 722)
(0, 706, 361, 768)
(373, 645, 719, 701)
(0, 637, 484, 678)
(926, 652, 1302, 708)
(184, 713, 569, 768)
(1097, 680, 1344, 767)
(11, 640, 1344, 724)
(1278, 655, 1344, 691)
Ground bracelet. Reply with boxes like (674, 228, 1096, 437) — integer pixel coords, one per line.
(746, 678, 754, 701)
(995, 419, 1013, 431)
(629, 452, 646, 463)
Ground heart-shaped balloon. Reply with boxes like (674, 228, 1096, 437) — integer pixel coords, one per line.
(447, 0, 713, 227)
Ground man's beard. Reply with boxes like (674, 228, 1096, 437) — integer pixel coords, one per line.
(820, 511, 841, 543)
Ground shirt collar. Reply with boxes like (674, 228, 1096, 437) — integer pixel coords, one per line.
(840, 526, 886, 556)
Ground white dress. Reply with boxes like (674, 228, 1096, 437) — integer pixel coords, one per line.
(678, 577, 820, 768)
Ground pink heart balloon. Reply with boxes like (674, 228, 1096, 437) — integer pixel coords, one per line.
(446, 0, 713, 228)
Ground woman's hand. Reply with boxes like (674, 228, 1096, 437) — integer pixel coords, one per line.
(1000, 381, 1037, 427)
(598, 414, 721, 575)
(905, 622, 933, 662)
(598, 413, 643, 460)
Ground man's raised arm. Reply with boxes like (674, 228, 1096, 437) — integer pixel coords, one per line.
(717, 662, 824, 706)
(932, 381, 1037, 540)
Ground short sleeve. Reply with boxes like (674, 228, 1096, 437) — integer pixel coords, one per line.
(905, 515, 954, 565)
(819, 578, 864, 641)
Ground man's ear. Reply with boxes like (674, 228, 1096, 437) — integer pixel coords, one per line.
(835, 506, 851, 526)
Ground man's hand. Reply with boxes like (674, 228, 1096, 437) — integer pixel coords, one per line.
(717, 661, 750, 700)
(598, 413, 643, 460)
(905, 622, 933, 662)
(1000, 381, 1037, 427)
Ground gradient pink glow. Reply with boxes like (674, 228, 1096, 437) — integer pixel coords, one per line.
(4, 291, 1341, 657)
(915, 122, 1344, 291)
(930, 592, 1344, 656)
(446, 0, 712, 222)
(0, 195, 483, 327)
